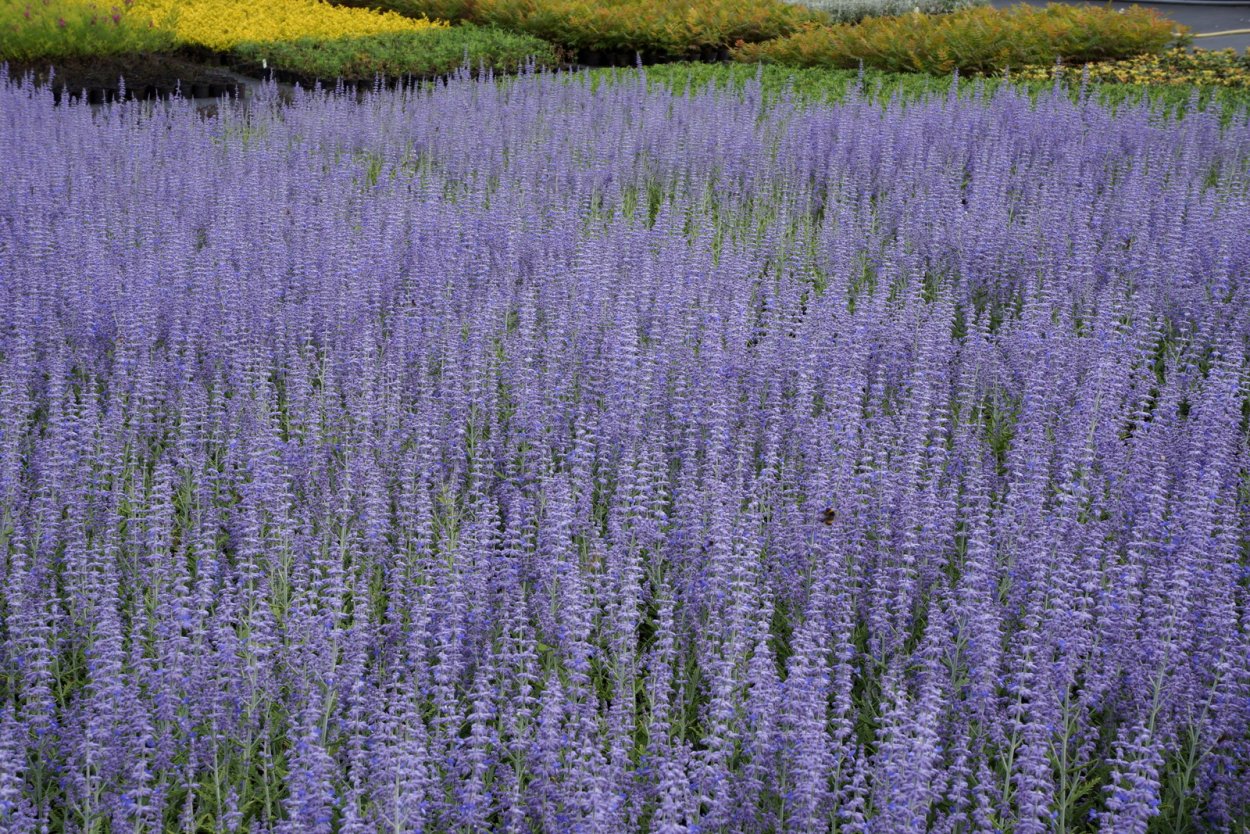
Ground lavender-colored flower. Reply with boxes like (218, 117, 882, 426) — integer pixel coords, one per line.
(0, 67, 1246, 831)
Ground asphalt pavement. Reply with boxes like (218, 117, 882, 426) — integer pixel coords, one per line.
(991, 0, 1250, 52)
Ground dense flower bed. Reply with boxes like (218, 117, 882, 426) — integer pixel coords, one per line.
(0, 72, 1248, 832)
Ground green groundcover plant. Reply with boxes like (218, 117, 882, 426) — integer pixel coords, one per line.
(232, 24, 556, 81)
(734, 3, 1184, 75)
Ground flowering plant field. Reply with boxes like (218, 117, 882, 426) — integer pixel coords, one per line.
(0, 69, 1248, 833)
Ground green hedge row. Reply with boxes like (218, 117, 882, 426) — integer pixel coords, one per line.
(233, 24, 556, 82)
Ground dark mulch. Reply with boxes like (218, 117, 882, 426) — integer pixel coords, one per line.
(5, 52, 245, 103)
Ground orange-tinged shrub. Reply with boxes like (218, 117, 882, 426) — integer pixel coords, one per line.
(733, 4, 1184, 75)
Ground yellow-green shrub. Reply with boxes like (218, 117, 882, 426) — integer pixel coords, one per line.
(0, 0, 174, 61)
(733, 4, 1184, 75)
(133, 0, 444, 51)
(1017, 47, 1250, 88)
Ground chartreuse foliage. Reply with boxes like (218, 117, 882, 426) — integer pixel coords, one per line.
(1, 58, 1249, 834)
(132, 0, 444, 50)
(734, 3, 1183, 75)
(0, 0, 447, 62)
(0, 0, 173, 61)
(1, 0, 546, 91)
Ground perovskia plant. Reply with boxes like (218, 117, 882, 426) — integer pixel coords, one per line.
(0, 66, 1247, 832)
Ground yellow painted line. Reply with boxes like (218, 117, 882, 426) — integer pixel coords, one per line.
(1191, 28, 1250, 37)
